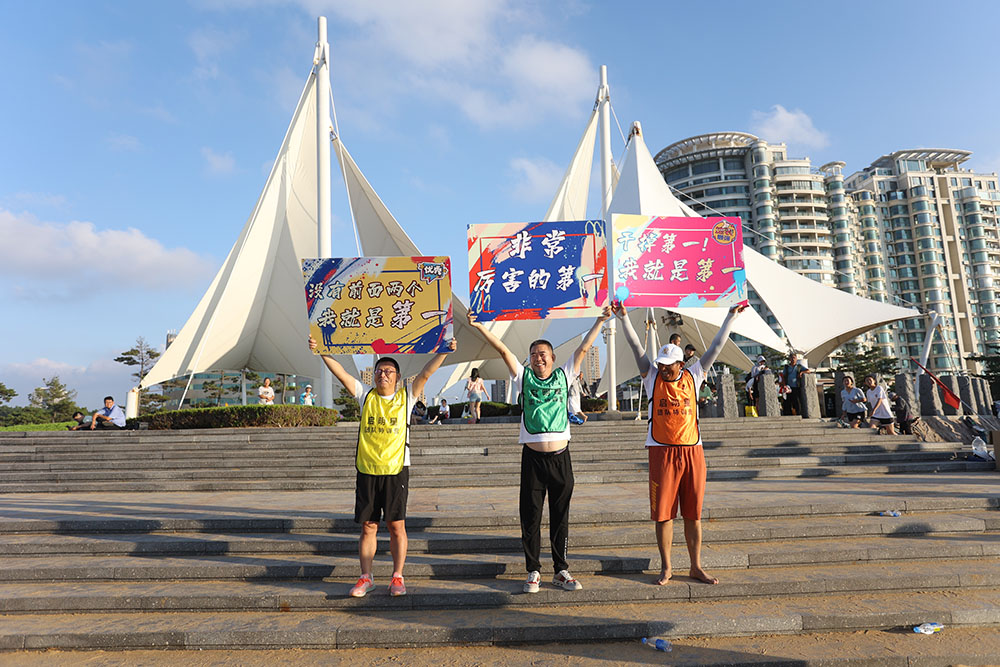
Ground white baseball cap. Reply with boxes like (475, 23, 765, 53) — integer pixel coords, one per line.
(756, 355, 766, 363)
(654, 344, 684, 366)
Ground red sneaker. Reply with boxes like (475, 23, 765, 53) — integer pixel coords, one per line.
(388, 574, 407, 596)
(349, 574, 374, 598)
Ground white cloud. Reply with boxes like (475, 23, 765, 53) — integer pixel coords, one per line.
(0, 209, 215, 297)
(202, 1, 592, 130)
(1, 356, 135, 411)
(750, 105, 830, 150)
(189, 27, 242, 80)
(139, 104, 178, 124)
(106, 133, 142, 152)
(510, 156, 563, 204)
(201, 146, 236, 174)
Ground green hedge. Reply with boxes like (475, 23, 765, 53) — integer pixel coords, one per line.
(137, 405, 340, 430)
(0, 421, 79, 432)
(446, 401, 519, 418)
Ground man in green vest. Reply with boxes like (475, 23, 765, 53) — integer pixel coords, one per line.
(467, 306, 612, 593)
(310, 336, 455, 598)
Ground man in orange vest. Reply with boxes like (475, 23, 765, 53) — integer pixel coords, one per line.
(615, 302, 746, 586)
(310, 336, 455, 598)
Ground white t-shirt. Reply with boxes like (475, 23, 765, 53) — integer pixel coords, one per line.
(642, 360, 706, 447)
(352, 379, 412, 466)
(511, 361, 579, 444)
(567, 377, 582, 414)
(866, 385, 892, 420)
(258, 386, 275, 405)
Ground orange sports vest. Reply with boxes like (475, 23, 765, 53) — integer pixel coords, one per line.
(649, 368, 700, 446)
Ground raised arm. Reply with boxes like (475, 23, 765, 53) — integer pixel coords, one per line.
(411, 339, 457, 399)
(572, 306, 613, 375)
(466, 311, 521, 376)
(613, 302, 651, 377)
(700, 304, 747, 369)
(308, 336, 359, 393)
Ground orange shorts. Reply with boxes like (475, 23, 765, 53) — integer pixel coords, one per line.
(648, 445, 706, 521)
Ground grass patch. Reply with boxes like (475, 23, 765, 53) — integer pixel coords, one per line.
(0, 422, 77, 432)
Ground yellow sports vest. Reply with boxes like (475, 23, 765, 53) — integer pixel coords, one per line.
(649, 369, 700, 446)
(356, 387, 408, 475)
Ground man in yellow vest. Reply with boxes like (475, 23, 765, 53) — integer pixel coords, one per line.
(310, 336, 455, 598)
(467, 306, 612, 594)
(615, 302, 745, 586)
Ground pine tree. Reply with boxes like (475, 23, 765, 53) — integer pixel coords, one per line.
(28, 377, 78, 421)
(0, 381, 16, 406)
(115, 337, 162, 414)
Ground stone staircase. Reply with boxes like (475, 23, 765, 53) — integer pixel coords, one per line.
(0, 417, 997, 661)
(0, 418, 991, 493)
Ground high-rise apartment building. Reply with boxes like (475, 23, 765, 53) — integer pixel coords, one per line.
(655, 133, 1000, 373)
(491, 379, 508, 403)
(360, 367, 374, 387)
(845, 150, 1000, 372)
(580, 345, 601, 390)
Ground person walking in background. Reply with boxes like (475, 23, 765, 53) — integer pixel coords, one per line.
(747, 355, 768, 412)
(465, 368, 487, 424)
(258, 377, 275, 405)
(616, 301, 746, 587)
(309, 335, 455, 598)
(783, 353, 812, 416)
(467, 306, 611, 594)
(889, 391, 917, 435)
(839, 376, 867, 428)
(864, 375, 896, 435)
(299, 384, 314, 406)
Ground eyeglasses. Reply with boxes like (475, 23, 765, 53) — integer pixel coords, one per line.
(374, 369, 397, 377)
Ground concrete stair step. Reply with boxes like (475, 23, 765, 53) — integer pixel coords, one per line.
(0, 459, 992, 493)
(0, 451, 970, 483)
(1, 510, 993, 557)
(0, 587, 996, 650)
(0, 532, 996, 582)
(0, 558, 998, 613)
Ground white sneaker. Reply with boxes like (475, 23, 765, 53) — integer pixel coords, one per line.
(523, 570, 541, 593)
(552, 569, 582, 591)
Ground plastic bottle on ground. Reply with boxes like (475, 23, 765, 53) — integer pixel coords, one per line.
(880, 510, 901, 517)
(913, 622, 943, 634)
(641, 637, 672, 652)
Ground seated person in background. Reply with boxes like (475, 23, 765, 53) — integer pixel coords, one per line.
(91, 396, 126, 430)
(888, 391, 918, 435)
(411, 400, 427, 425)
(67, 411, 90, 431)
(428, 399, 450, 425)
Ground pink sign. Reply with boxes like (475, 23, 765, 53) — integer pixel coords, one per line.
(612, 215, 747, 308)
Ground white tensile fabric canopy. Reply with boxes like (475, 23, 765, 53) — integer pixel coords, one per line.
(141, 72, 355, 390)
(606, 122, 920, 366)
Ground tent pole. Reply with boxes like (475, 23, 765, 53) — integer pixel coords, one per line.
(316, 16, 334, 409)
(917, 310, 941, 376)
(599, 65, 617, 412)
(240, 370, 247, 406)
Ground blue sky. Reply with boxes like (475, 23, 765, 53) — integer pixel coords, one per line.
(2, 0, 999, 408)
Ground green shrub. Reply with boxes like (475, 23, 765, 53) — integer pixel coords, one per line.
(0, 421, 78, 432)
(580, 397, 607, 412)
(0, 406, 53, 428)
(139, 405, 340, 430)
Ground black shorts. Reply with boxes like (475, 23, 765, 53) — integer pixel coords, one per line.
(873, 417, 894, 426)
(355, 468, 409, 524)
(842, 411, 864, 422)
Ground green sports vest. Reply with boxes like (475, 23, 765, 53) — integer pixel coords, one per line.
(520, 367, 569, 435)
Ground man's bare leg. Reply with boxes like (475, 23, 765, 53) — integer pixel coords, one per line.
(683, 518, 717, 584)
(654, 519, 672, 585)
(387, 519, 407, 575)
(359, 521, 378, 575)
